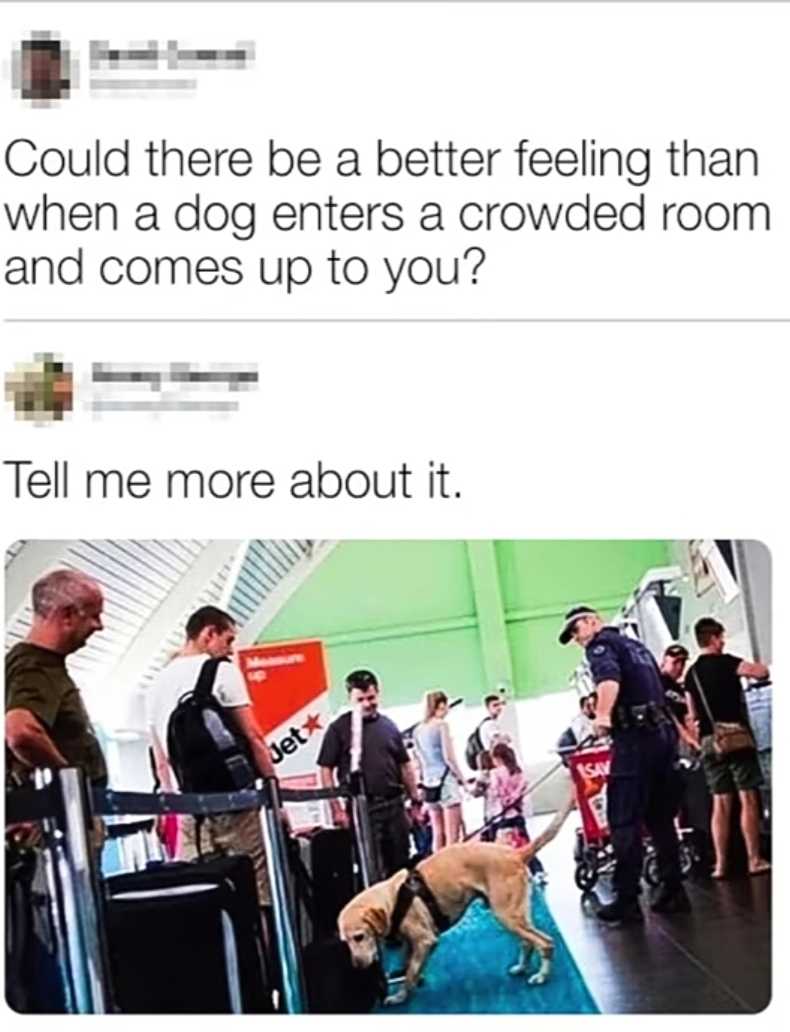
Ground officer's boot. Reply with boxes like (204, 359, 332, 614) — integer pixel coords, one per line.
(595, 896, 644, 926)
(650, 882, 692, 914)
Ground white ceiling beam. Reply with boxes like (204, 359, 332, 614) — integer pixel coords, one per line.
(98, 540, 241, 724)
(236, 541, 339, 646)
(218, 540, 251, 610)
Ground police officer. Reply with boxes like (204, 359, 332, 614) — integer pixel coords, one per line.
(560, 605, 691, 923)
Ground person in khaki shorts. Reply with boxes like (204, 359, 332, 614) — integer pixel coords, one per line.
(147, 605, 278, 906)
(685, 617, 770, 879)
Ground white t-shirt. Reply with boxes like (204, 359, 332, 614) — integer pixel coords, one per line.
(146, 654, 251, 768)
(478, 715, 512, 752)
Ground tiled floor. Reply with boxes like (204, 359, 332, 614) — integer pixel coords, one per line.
(534, 817, 771, 1013)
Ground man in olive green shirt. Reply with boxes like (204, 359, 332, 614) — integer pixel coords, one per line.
(6, 569, 107, 789)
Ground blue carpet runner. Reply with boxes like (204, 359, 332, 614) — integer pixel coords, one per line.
(379, 890, 599, 1014)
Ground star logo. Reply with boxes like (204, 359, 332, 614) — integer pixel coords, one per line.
(302, 713, 323, 736)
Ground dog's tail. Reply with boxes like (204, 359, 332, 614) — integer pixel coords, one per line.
(517, 789, 576, 864)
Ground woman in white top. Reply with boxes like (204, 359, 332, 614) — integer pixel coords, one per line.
(412, 690, 466, 851)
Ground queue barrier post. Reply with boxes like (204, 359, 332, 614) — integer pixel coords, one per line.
(57, 767, 114, 1013)
(34, 767, 77, 1013)
(348, 770, 379, 888)
(33, 767, 114, 1014)
(257, 777, 307, 1015)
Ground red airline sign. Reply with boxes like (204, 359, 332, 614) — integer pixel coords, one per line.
(237, 639, 328, 736)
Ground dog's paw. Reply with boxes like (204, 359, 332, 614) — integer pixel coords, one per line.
(508, 963, 526, 977)
(528, 972, 548, 986)
(384, 990, 408, 1007)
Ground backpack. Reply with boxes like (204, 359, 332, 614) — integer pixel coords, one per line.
(465, 717, 493, 771)
(166, 657, 256, 793)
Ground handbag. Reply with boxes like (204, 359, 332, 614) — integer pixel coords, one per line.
(420, 767, 449, 804)
(691, 667, 756, 756)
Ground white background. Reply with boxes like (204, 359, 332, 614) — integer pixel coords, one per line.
(1, 1, 786, 1026)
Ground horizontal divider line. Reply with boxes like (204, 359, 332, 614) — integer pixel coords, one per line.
(18, 1, 790, 5)
(5, 317, 790, 324)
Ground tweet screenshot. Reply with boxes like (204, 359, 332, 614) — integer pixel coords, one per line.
(1, 0, 784, 1021)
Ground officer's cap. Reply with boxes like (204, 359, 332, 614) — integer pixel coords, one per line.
(558, 605, 598, 645)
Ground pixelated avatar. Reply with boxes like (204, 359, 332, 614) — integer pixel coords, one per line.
(5, 354, 74, 424)
(16, 36, 72, 102)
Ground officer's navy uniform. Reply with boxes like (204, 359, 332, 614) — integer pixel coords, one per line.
(586, 627, 684, 903)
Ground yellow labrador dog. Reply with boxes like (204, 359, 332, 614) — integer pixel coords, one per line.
(339, 793, 575, 1005)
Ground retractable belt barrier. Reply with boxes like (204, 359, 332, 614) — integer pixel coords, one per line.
(6, 769, 374, 1016)
(464, 733, 596, 843)
(7, 782, 350, 824)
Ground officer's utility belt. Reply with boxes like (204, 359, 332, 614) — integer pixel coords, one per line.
(613, 702, 671, 731)
(390, 869, 451, 936)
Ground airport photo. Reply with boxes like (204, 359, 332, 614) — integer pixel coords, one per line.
(4, 539, 771, 1014)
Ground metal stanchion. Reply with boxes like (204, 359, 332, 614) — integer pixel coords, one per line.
(257, 777, 307, 1015)
(348, 702, 380, 887)
(34, 768, 77, 1014)
(56, 768, 114, 1014)
(349, 770, 379, 888)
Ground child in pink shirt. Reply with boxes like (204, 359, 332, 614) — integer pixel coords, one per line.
(490, 743, 547, 881)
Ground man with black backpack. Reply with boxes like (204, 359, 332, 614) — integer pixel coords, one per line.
(147, 606, 278, 907)
(465, 693, 513, 771)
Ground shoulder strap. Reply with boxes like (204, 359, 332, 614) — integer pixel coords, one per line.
(148, 746, 161, 793)
(476, 715, 492, 741)
(193, 656, 229, 699)
(690, 665, 716, 726)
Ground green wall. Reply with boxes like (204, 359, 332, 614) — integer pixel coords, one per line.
(260, 540, 670, 707)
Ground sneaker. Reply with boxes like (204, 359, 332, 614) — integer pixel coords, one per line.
(595, 898, 644, 926)
(650, 884, 692, 914)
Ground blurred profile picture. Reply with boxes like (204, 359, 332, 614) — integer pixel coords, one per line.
(4, 354, 74, 424)
(12, 32, 72, 104)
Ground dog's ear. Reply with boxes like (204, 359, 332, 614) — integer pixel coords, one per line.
(365, 906, 390, 937)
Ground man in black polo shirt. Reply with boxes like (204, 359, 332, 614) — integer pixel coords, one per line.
(318, 669, 420, 877)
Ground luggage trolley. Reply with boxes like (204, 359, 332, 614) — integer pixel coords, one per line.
(567, 743, 696, 892)
(567, 743, 615, 892)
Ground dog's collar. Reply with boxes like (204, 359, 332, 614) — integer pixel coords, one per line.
(390, 869, 451, 937)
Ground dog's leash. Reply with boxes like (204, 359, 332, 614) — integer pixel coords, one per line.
(463, 733, 597, 842)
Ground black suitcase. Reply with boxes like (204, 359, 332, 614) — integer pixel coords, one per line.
(286, 834, 317, 947)
(303, 938, 386, 1013)
(309, 828, 357, 939)
(105, 854, 272, 1013)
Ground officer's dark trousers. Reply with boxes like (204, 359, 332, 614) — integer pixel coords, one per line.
(607, 725, 683, 900)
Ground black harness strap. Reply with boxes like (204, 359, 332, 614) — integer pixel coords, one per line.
(390, 869, 451, 937)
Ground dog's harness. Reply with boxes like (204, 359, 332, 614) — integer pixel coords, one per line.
(390, 869, 451, 936)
